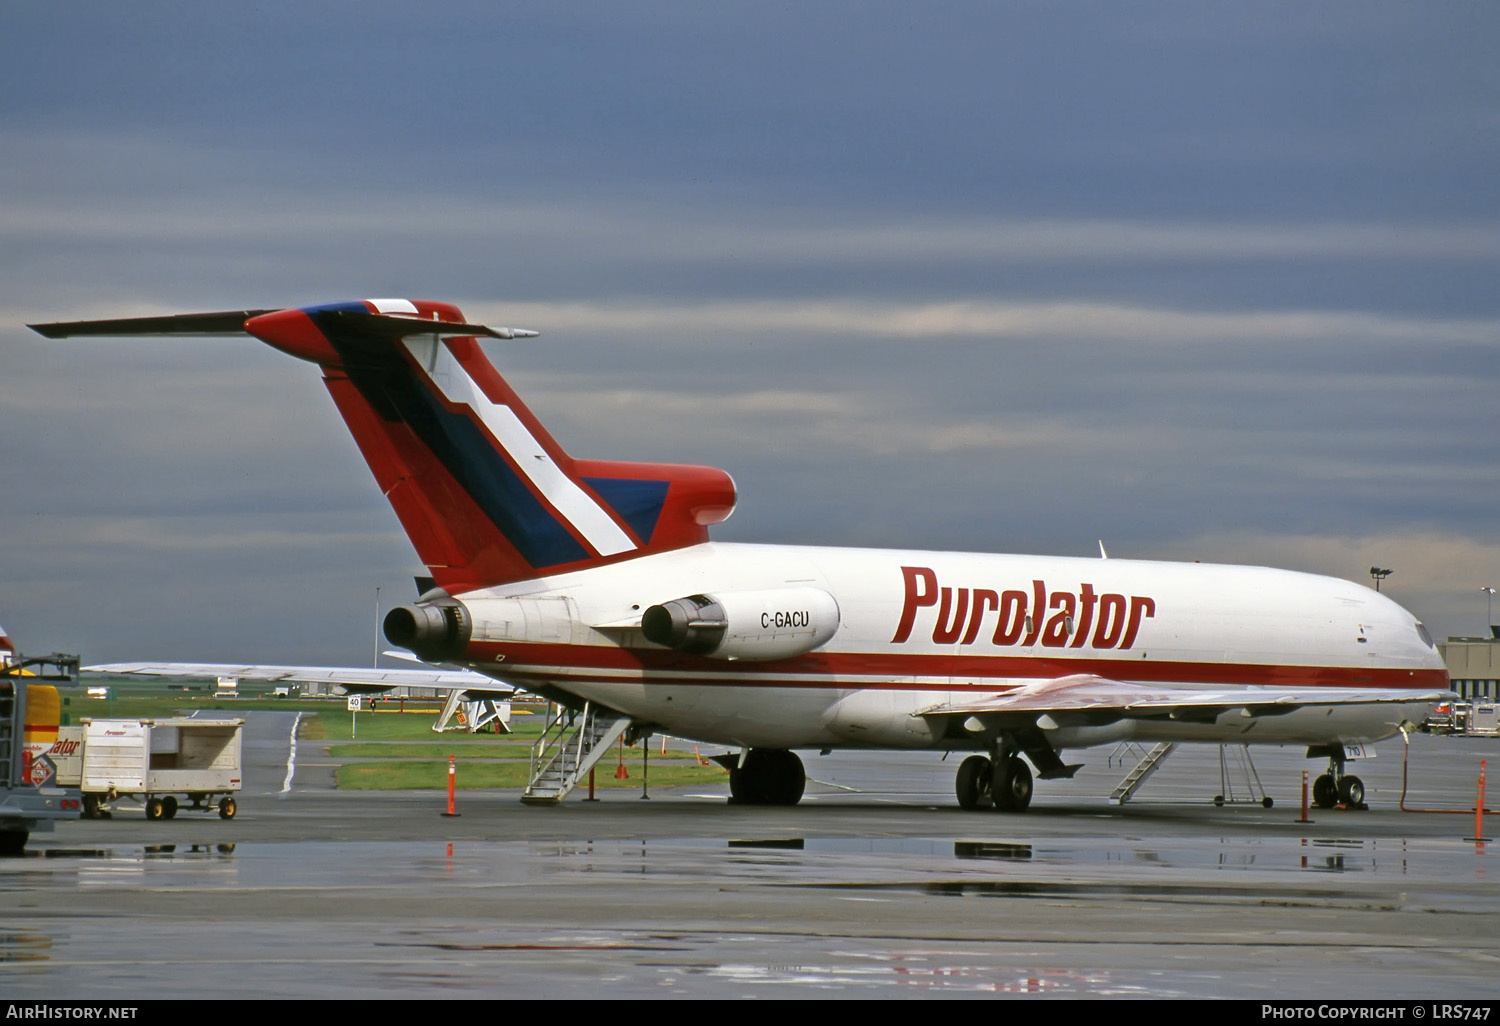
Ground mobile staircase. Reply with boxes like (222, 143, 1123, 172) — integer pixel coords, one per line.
(1213, 743, 1273, 808)
(1108, 740, 1272, 807)
(1108, 741, 1177, 805)
(521, 701, 632, 804)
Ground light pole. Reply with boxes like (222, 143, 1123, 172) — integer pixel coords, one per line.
(1369, 567, 1393, 592)
(1483, 586, 1496, 633)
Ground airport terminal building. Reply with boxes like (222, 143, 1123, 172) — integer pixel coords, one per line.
(1440, 628, 1499, 700)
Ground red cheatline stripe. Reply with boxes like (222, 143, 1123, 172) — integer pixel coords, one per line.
(466, 641, 1448, 691)
(493, 670, 1447, 695)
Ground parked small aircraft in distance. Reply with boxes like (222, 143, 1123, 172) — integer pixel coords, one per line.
(31, 300, 1452, 810)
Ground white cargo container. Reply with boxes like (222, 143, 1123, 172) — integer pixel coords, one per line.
(57, 718, 243, 820)
(1469, 703, 1499, 738)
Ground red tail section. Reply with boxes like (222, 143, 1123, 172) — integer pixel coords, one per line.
(247, 300, 737, 592)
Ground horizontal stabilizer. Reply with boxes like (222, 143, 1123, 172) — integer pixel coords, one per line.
(307, 308, 538, 342)
(29, 308, 538, 343)
(28, 310, 276, 338)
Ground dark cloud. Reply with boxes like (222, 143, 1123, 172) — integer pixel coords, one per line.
(2, 4, 1496, 659)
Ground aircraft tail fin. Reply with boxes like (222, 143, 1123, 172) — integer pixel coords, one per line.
(31, 300, 737, 592)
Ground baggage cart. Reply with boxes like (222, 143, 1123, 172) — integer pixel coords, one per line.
(60, 718, 243, 820)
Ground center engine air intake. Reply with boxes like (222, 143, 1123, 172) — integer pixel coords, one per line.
(384, 601, 472, 661)
(640, 586, 840, 661)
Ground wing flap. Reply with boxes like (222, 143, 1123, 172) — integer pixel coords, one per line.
(918, 673, 1453, 722)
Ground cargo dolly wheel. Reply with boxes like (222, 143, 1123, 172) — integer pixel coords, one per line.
(218, 797, 236, 820)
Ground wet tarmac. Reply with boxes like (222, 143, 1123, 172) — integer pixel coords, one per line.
(2, 712, 1497, 999)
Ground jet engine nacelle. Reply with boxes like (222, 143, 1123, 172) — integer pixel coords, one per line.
(384, 600, 472, 662)
(641, 586, 840, 661)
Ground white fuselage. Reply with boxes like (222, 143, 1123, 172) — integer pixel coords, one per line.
(32, 299, 1453, 780)
(452, 541, 1447, 753)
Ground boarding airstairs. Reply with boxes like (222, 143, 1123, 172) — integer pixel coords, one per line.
(1108, 742, 1177, 804)
(1214, 743, 1273, 807)
(521, 702, 632, 805)
(1108, 741, 1272, 806)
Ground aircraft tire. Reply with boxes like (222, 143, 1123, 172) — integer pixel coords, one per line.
(1339, 775, 1365, 808)
(729, 750, 804, 806)
(1313, 774, 1338, 809)
(991, 756, 1033, 813)
(771, 751, 806, 806)
(955, 756, 993, 810)
(727, 765, 752, 803)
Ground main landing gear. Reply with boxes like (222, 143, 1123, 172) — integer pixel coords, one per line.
(955, 752, 1034, 812)
(954, 730, 1077, 812)
(726, 749, 806, 806)
(1311, 748, 1366, 810)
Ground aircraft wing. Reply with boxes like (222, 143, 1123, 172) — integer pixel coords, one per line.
(87, 661, 509, 692)
(913, 673, 1451, 780)
(86, 661, 517, 733)
(917, 673, 1453, 726)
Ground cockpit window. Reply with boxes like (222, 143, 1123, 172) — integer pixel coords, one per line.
(1415, 622, 1434, 648)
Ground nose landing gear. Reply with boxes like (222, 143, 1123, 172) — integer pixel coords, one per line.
(1311, 748, 1366, 810)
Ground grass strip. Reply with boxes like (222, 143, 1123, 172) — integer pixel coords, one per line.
(337, 759, 729, 790)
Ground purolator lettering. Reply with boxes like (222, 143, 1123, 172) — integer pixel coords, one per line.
(1070, 583, 1098, 648)
(1092, 592, 1127, 647)
(1022, 580, 1046, 645)
(992, 590, 1028, 645)
(1120, 595, 1156, 649)
(1040, 591, 1076, 647)
(892, 566, 939, 643)
(932, 587, 970, 644)
(961, 589, 999, 645)
(893, 568, 1156, 651)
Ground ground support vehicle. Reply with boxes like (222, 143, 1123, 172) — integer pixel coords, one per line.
(0, 655, 83, 853)
(55, 717, 243, 820)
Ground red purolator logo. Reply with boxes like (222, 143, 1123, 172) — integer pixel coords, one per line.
(891, 566, 1155, 650)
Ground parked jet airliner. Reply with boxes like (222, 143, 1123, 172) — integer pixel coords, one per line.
(30, 300, 1451, 811)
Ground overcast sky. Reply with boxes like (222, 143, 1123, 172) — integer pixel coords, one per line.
(2, 3, 1496, 665)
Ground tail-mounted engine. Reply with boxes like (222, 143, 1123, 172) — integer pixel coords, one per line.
(384, 600, 472, 661)
(641, 586, 840, 661)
